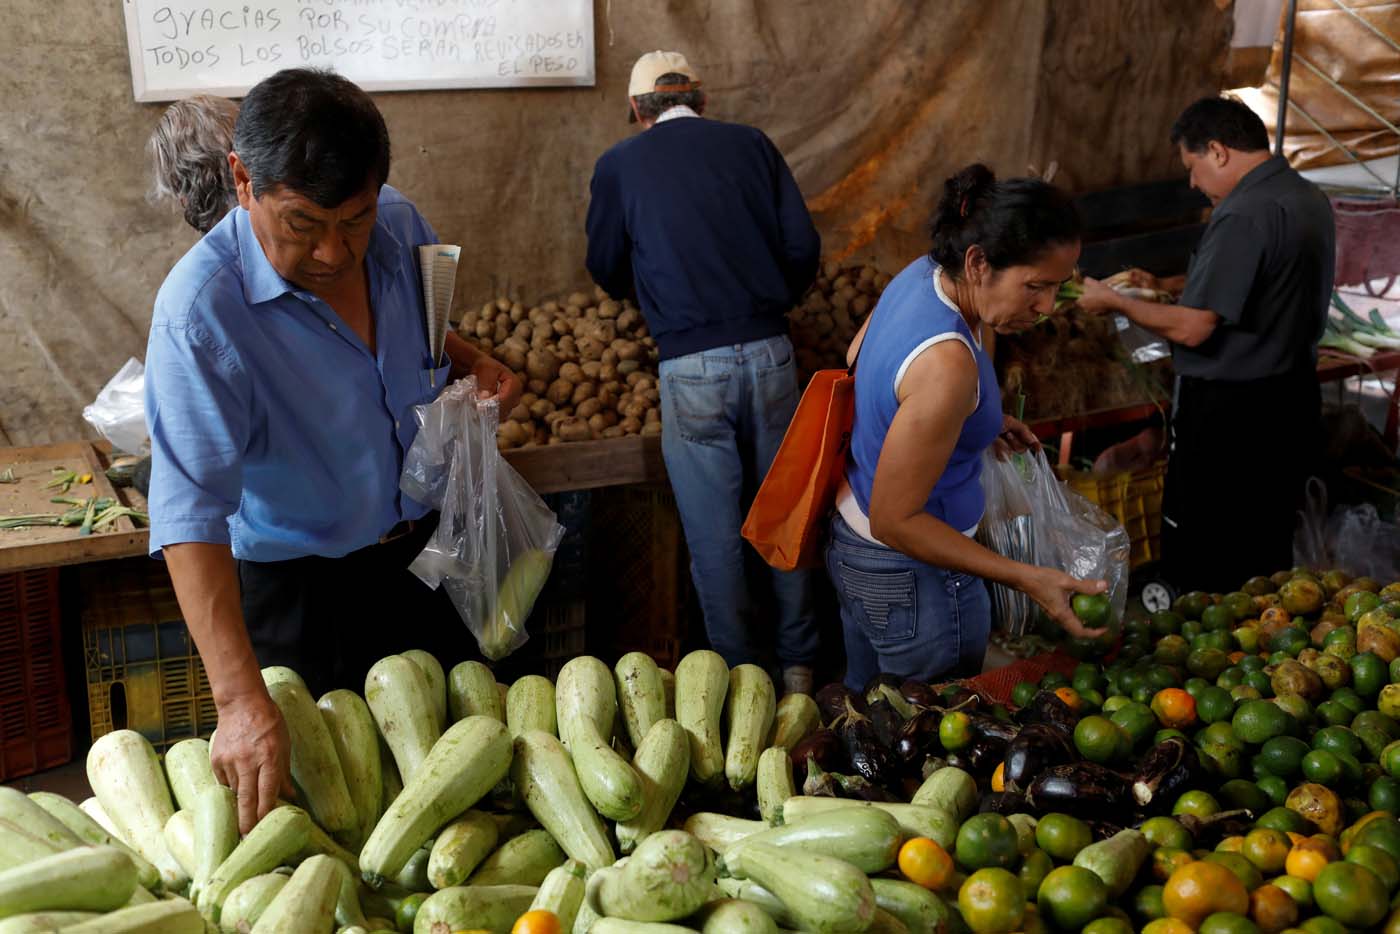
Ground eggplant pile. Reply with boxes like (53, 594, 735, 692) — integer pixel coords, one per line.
(799, 678, 1211, 831)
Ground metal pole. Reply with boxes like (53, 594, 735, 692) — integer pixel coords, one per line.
(1276, 0, 1301, 156)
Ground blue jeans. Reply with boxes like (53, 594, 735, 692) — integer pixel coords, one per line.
(826, 513, 990, 690)
(659, 335, 818, 669)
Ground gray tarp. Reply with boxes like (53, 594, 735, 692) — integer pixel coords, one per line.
(0, 1, 1230, 446)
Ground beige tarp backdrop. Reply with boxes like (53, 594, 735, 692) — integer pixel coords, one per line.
(1252, 0, 1400, 169)
(0, 1, 1229, 447)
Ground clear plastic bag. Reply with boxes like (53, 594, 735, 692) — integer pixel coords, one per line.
(1293, 476, 1400, 581)
(977, 451, 1038, 635)
(401, 378, 565, 660)
(978, 448, 1131, 632)
(83, 358, 149, 455)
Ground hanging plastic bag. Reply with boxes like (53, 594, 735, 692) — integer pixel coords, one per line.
(400, 378, 565, 660)
(978, 448, 1130, 631)
(1023, 448, 1131, 625)
(976, 451, 1038, 635)
(83, 358, 149, 455)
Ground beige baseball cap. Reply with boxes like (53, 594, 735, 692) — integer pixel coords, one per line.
(627, 50, 701, 121)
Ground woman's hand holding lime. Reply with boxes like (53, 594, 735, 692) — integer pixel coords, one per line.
(1020, 566, 1110, 639)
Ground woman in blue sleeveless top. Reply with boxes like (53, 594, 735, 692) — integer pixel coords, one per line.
(828, 164, 1108, 690)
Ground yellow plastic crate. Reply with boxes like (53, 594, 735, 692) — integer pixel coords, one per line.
(81, 560, 217, 749)
(1059, 461, 1166, 569)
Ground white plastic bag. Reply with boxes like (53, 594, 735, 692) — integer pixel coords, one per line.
(83, 358, 149, 455)
(978, 448, 1130, 632)
(1293, 476, 1400, 581)
(400, 378, 564, 660)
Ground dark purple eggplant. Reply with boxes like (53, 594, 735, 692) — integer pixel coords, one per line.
(1026, 762, 1132, 820)
(943, 750, 973, 773)
(816, 683, 864, 723)
(863, 672, 903, 704)
(967, 715, 1020, 744)
(867, 698, 903, 749)
(894, 709, 941, 768)
(979, 792, 1028, 815)
(963, 735, 1011, 780)
(872, 684, 918, 721)
(940, 686, 981, 712)
(1001, 722, 1073, 794)
(790, 729, 844, 773)
(900, 679, 941, 709)
(834, 773, 898, 802)
(1131, 737, 1205, 813)
(802, 756, 839, 797)
(837, 699, 895, 785)
(1016, 690, 1079, 734)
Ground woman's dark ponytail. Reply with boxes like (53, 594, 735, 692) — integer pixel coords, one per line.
(929, 163, 1081, 276)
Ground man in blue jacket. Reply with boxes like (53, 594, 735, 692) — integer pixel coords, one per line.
(586, 51, 821, 693)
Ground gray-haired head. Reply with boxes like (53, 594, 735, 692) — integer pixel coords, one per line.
(148, 95, 240, 234)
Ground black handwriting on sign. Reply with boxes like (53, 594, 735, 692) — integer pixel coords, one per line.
(151, 6, 283, 41)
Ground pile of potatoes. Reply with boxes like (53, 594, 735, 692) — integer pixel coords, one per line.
(788, 261, 892, 379)
(457, 286, 663, 449)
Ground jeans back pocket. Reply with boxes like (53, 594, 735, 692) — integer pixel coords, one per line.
(836, 562, 918, 645)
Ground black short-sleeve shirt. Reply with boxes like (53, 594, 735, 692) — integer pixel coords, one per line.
(1175, 156, 1336, 381)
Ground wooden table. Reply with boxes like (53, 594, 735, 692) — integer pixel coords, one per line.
(0, 436, 666, 573)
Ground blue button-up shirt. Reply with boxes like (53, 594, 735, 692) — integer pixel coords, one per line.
(145, 185, 452, 562)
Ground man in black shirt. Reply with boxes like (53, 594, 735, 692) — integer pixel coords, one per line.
(1079, 97, 1335, 592)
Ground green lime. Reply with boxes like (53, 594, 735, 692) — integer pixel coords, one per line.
(1272, 873, 1313, 907)
(1313, 725, 1365, 759)
(1183, 677, 1210, 698)
(1074, 716, 1124, 765)
(1346, 590, 1382, 622)
(1151, 610, 1185, 638)
(1196, 686, 1237, 724)
(1382, 740, 1400, 778)
(1258, 735, 1311, 777)
(1140, 816, 1193, 851)
(1176, 591, 1212, 620)
(956, 813, 1022, 872)
(1353, 818, 1400, 863)
(1036, 865, 1108, 930)
(940, 711, 973, 752)
(1346, 842, 1400, 890)
(1230, 685, 1262, 703)
(1199, 720, 1245, 752)
(1132, 684, 1156, 705)
(396, 893, 427, 934)
(1040, 672, 1069, 691)
(1144, 666, 1180, 691)
(1154, 728, 1189, 746)
(1034, 813, 1092, 863)
(1273, 693, 1314, 726)
(1312, 860, 1390, 928)
(1217, 667, 1246, 690)
(1082, 918, 1134, 934)
(1299, 916, 1350, 934)
(1134, 883, 1166, 922)
(1202, 603, 1236, 632)
(1315, 700, 1355, 727)
(1391, 655, 1400, 683)
(1181, 620, 1203, 641)
(1073, 593, 1112, 629)
(1110, 702, 1157, 748)
(958, 867, 1026, 934)
(1173, 789, 1221, 818)
(1242, 671, 1273, 697)
(1198, 913, 1259, 934)
(1218, 779, 1272, 814)
(1197, 630, 1235, 653)
(1223, 591, 1256, 619)
(1255, 806, 1312, 835)
(1302, 748, 1345, 787)
(1270, 627, 1310, 656)
(1011, 681, 1038, 708)
(1101, 695, 1131, 716)
(1018, 847, 1053, 894)
(1188, 648, 1232, 681)
(1233, 700, 1290, 744)
(1257, 774, 1289, 806)
(1329, 686, 1366, 716)
(1354, 710, 1400, 741)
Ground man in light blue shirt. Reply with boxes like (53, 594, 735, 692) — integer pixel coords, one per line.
(146, 68, 519, 832)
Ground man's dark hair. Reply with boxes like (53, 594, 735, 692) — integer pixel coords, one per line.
(1170, 96, 1270, 154)
(234, 68, 390, 207)
(632, 72, 704, 122)
(929, 164, 1082, 275)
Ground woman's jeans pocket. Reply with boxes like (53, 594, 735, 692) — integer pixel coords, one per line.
(834, 562, 918, 647)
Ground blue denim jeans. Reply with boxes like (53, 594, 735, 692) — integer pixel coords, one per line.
(659, 335, 818, 669)
(826, 513, 990, 690)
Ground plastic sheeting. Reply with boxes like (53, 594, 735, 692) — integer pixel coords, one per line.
(1251, 0, 1400, 170)
(0, 1, 1231, 446)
